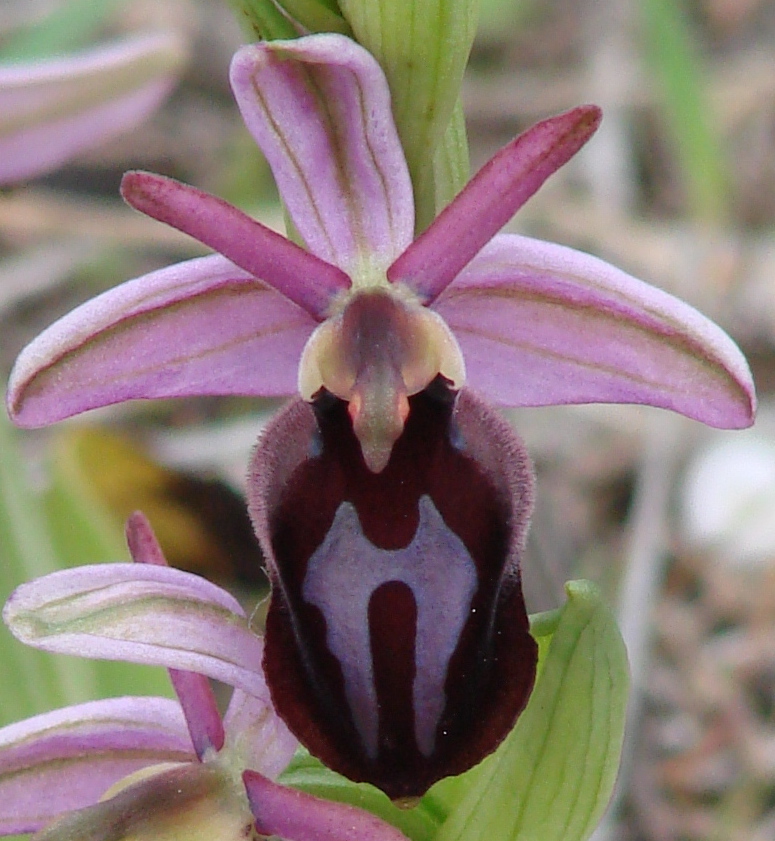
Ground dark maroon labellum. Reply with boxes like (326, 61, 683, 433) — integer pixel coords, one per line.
(248, 385, 537, 800)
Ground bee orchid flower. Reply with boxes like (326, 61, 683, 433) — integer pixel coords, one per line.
(0, 512, 409, 841)
(6, 34, 755, 799)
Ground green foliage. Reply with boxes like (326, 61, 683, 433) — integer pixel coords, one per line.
(437, 581, 629, 841)
(0, 415, 98, 723)
(640, 0, 729, 223)
(278, 0, 351, 34)
(0, 0, 121, 62)
(226, 0, 350, 41)
(226, 0, 299, 41)
(432, 100, 470, 212)
(337, 0, 479, 232)
(0, 417, 173, 722)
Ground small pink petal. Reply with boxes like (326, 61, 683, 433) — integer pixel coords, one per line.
(122, 171, 349, 318)
(126, 510, 167, 566)
(0, 33, 186, 185)
(3, 564, 270, 700)
(243, 771, 412, 841)
(7, 254, 314, 428)
(389, 105, 602, 303)
(169, 670, 225, 759)
(434, 234, 756, 428)
(230, 35, 414, 273)
(0, 696, 193, 834)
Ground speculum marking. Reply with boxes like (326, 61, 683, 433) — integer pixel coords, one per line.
(302, 495, 478, 759)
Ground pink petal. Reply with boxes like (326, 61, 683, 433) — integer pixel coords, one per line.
(0, 696, 194, 834)
(388, 105, 602, 303)
(243, 771, 412, 841)
(7, 254, 314, 428)
(223, 690, 297, 780)
(126, 512, 226, 759)
(0, 33, 186, 185)
(230, 35, 414, 273)
(433, 234, 756, 428)
(122, 172, 350, 318)
(3, 564, 270, 700)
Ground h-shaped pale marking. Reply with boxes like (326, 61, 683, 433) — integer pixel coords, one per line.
(303, 495, 478, 759)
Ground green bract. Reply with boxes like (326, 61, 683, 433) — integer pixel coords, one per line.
(226, 0, 350, 41)
(432, 100, 470, 213)
(338, 0, 479, 230)
(282, 0, 351, 34)
(436, 580, 629, 841)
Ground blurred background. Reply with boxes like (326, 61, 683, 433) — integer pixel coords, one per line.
(1, 1, 775, 838)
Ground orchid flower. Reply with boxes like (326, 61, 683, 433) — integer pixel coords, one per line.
(0, 511, 409, 841)
(0, 32, 186, 186)
(6, 33, 755, 799)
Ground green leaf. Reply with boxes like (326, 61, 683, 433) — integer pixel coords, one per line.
(0, 414, 98, 722)
(338, 0, 479, 232)
(43, 427, 173, 701)
(44, 431, 127, 569)
(436, 580, 629, 841)
(280, 750, 440, 841)
(640, 0, 729, 223)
